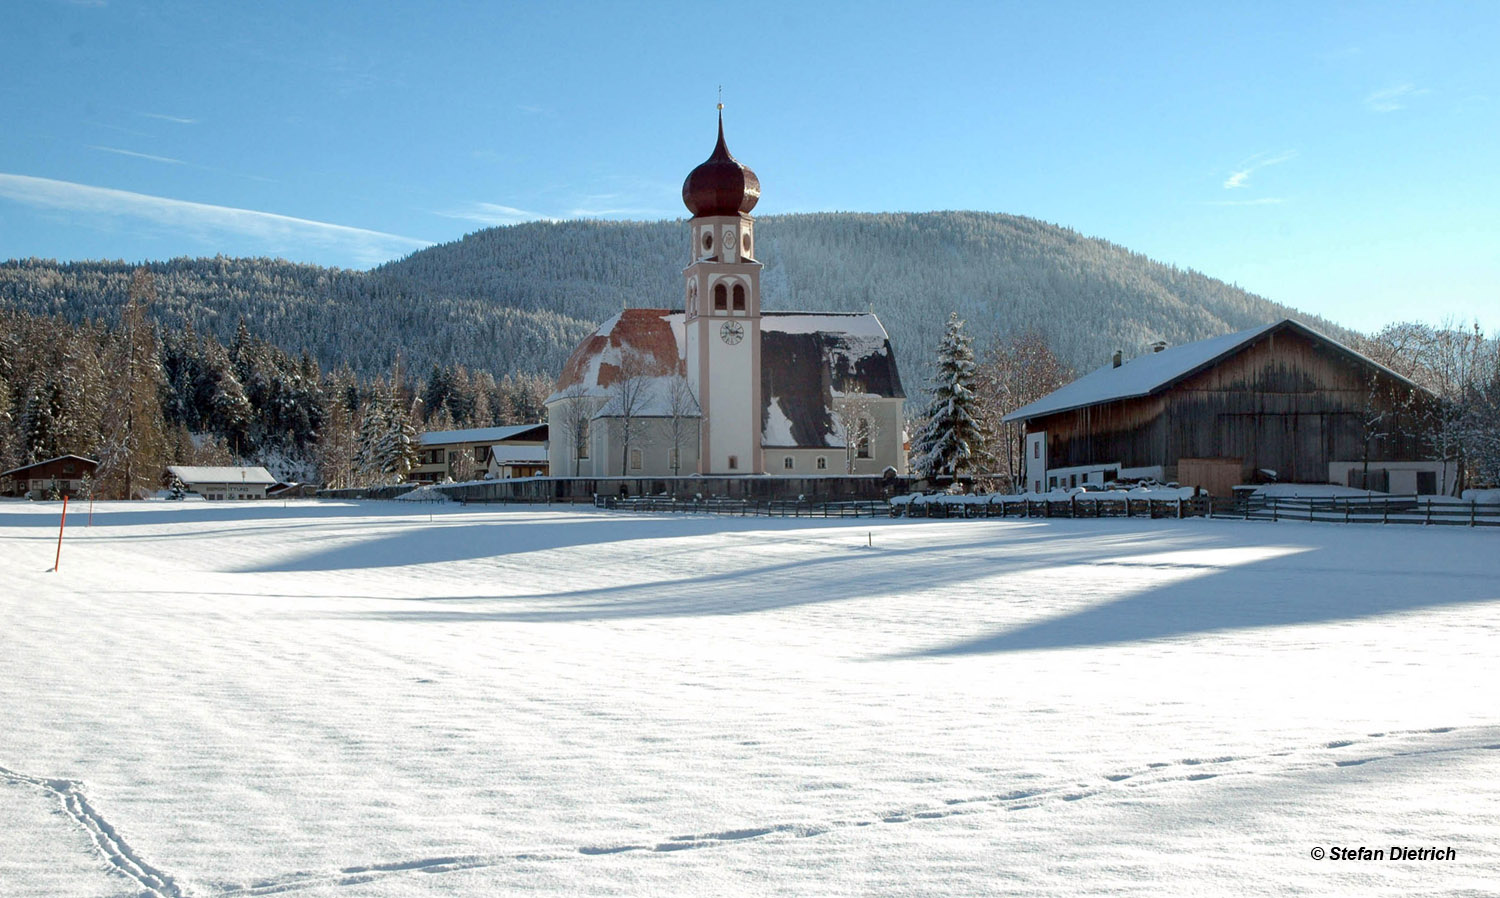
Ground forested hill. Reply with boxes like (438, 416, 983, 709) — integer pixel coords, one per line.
(1, 211, 1352, 385)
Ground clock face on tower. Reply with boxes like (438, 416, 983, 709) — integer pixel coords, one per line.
(719, 321, 744, 345)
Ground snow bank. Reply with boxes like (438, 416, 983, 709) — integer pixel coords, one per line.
(392, 484, 453, 503)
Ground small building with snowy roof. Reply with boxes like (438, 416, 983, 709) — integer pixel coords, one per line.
(166, 465, 277, 500)
(1002, 319, 1447, 496)
(1, 455, 99, 498)
(546, 114, 906, 478)
(413, 423, 548, 483)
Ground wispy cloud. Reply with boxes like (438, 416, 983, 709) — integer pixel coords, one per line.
(433, 202, 549, 227)
(1204, 197, 1288, 206)
(1223, 150, 1297, 190)
(139, 112, 198, 125)
(0, 173, 431, 267)
(567, 206, 675, 218)
(89, 145, 185, 165)
(1364, 83, 1430, 113)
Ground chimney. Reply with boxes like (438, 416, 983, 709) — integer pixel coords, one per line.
(1151, 341, 1167, 353)
(1111, 350, 1122, 368)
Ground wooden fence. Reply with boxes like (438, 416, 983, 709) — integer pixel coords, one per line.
(1218, 494, 1500, 527)
(892, 495, 1211, 519)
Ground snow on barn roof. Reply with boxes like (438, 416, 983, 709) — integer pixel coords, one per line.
(1002, 318, 1421, 422)
(548, 309, 904, 448)
(167, 466, 277, 486)
(418, 423, 547, 446)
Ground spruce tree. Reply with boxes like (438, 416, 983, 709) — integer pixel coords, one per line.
(911, 312, 984, 483)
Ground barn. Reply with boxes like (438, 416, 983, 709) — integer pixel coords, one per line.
(1003, 319, 1449, 497)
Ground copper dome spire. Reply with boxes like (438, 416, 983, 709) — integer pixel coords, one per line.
(681, 110, 760, 217)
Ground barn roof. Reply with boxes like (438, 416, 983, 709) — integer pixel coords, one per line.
(1002, 319, 1422, 422)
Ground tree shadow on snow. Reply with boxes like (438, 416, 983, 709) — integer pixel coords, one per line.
(329, 523, 1234, 622)
(897, 524, 1500, 658)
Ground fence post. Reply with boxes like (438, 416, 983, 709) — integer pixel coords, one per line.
(52, 495, 69, 572)
(1272, 498, 1278, 522)
(1177, 497, 1183, 519)
(1425, 499, 1432, 526)
(1472, 500, 1477, 527)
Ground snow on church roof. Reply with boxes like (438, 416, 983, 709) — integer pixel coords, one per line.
(548, 309, 904, 449)
(1002, 318, 1421, 422)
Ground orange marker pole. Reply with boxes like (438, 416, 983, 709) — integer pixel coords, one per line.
(53, 495, 69, 572)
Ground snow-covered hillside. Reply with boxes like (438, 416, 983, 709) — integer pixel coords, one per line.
(2, 501, 1496, 896)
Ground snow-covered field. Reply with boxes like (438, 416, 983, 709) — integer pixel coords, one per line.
(2, 500, 1497, 897)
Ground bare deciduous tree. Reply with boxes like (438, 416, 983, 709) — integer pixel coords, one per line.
(830, 379, 879, 474)
(607, 349, 653, 475)
(974, 329, 1071, 492)
(553, 382, 594, 476)
(660, 373, 699, 476)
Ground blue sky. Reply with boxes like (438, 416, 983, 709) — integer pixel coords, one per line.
(2, 0, 1495, 333)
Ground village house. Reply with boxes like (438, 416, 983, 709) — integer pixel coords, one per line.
(0, 455, 99, 498)
(546, 114, 906, 478)
(1003, 319, 1448, 496)
(412, 423, 548, 482)
(167, 465, 278, 500)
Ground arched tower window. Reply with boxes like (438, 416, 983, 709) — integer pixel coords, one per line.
(732, 283, 746, 311)
(713, 282, 727, 311)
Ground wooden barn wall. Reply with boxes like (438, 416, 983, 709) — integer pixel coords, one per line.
(1036, 329, 1433, 481)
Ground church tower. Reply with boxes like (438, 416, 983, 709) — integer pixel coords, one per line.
(681, 110, 764, 474)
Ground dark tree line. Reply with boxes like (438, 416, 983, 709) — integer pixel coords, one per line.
(0, 270, 553, 497)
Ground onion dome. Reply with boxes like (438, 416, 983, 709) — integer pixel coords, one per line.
(682, 111, 760, 217)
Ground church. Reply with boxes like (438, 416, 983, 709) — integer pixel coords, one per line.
(545, 114, 907, 479)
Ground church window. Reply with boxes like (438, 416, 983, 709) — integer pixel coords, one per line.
(816, 456, 827, 470)
(732, 283, 746, 311)
(856, 420, 871, 458)
(742, 233, 751, 255)
(728, 455, 739, 470)
(630, 448, 643, 471)
(714, 283, 727, 311)
(702, 231, 713, 253)
(783, 456, 794, 470)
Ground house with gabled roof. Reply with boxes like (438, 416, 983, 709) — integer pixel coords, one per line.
(1003, 319, 1447, 496)
(1, 455, 99, 498)
(413, 423, 548, 483)
(166, 465, 277, 500)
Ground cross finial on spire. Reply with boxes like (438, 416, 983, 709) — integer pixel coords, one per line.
(717, 85, 723, 112)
